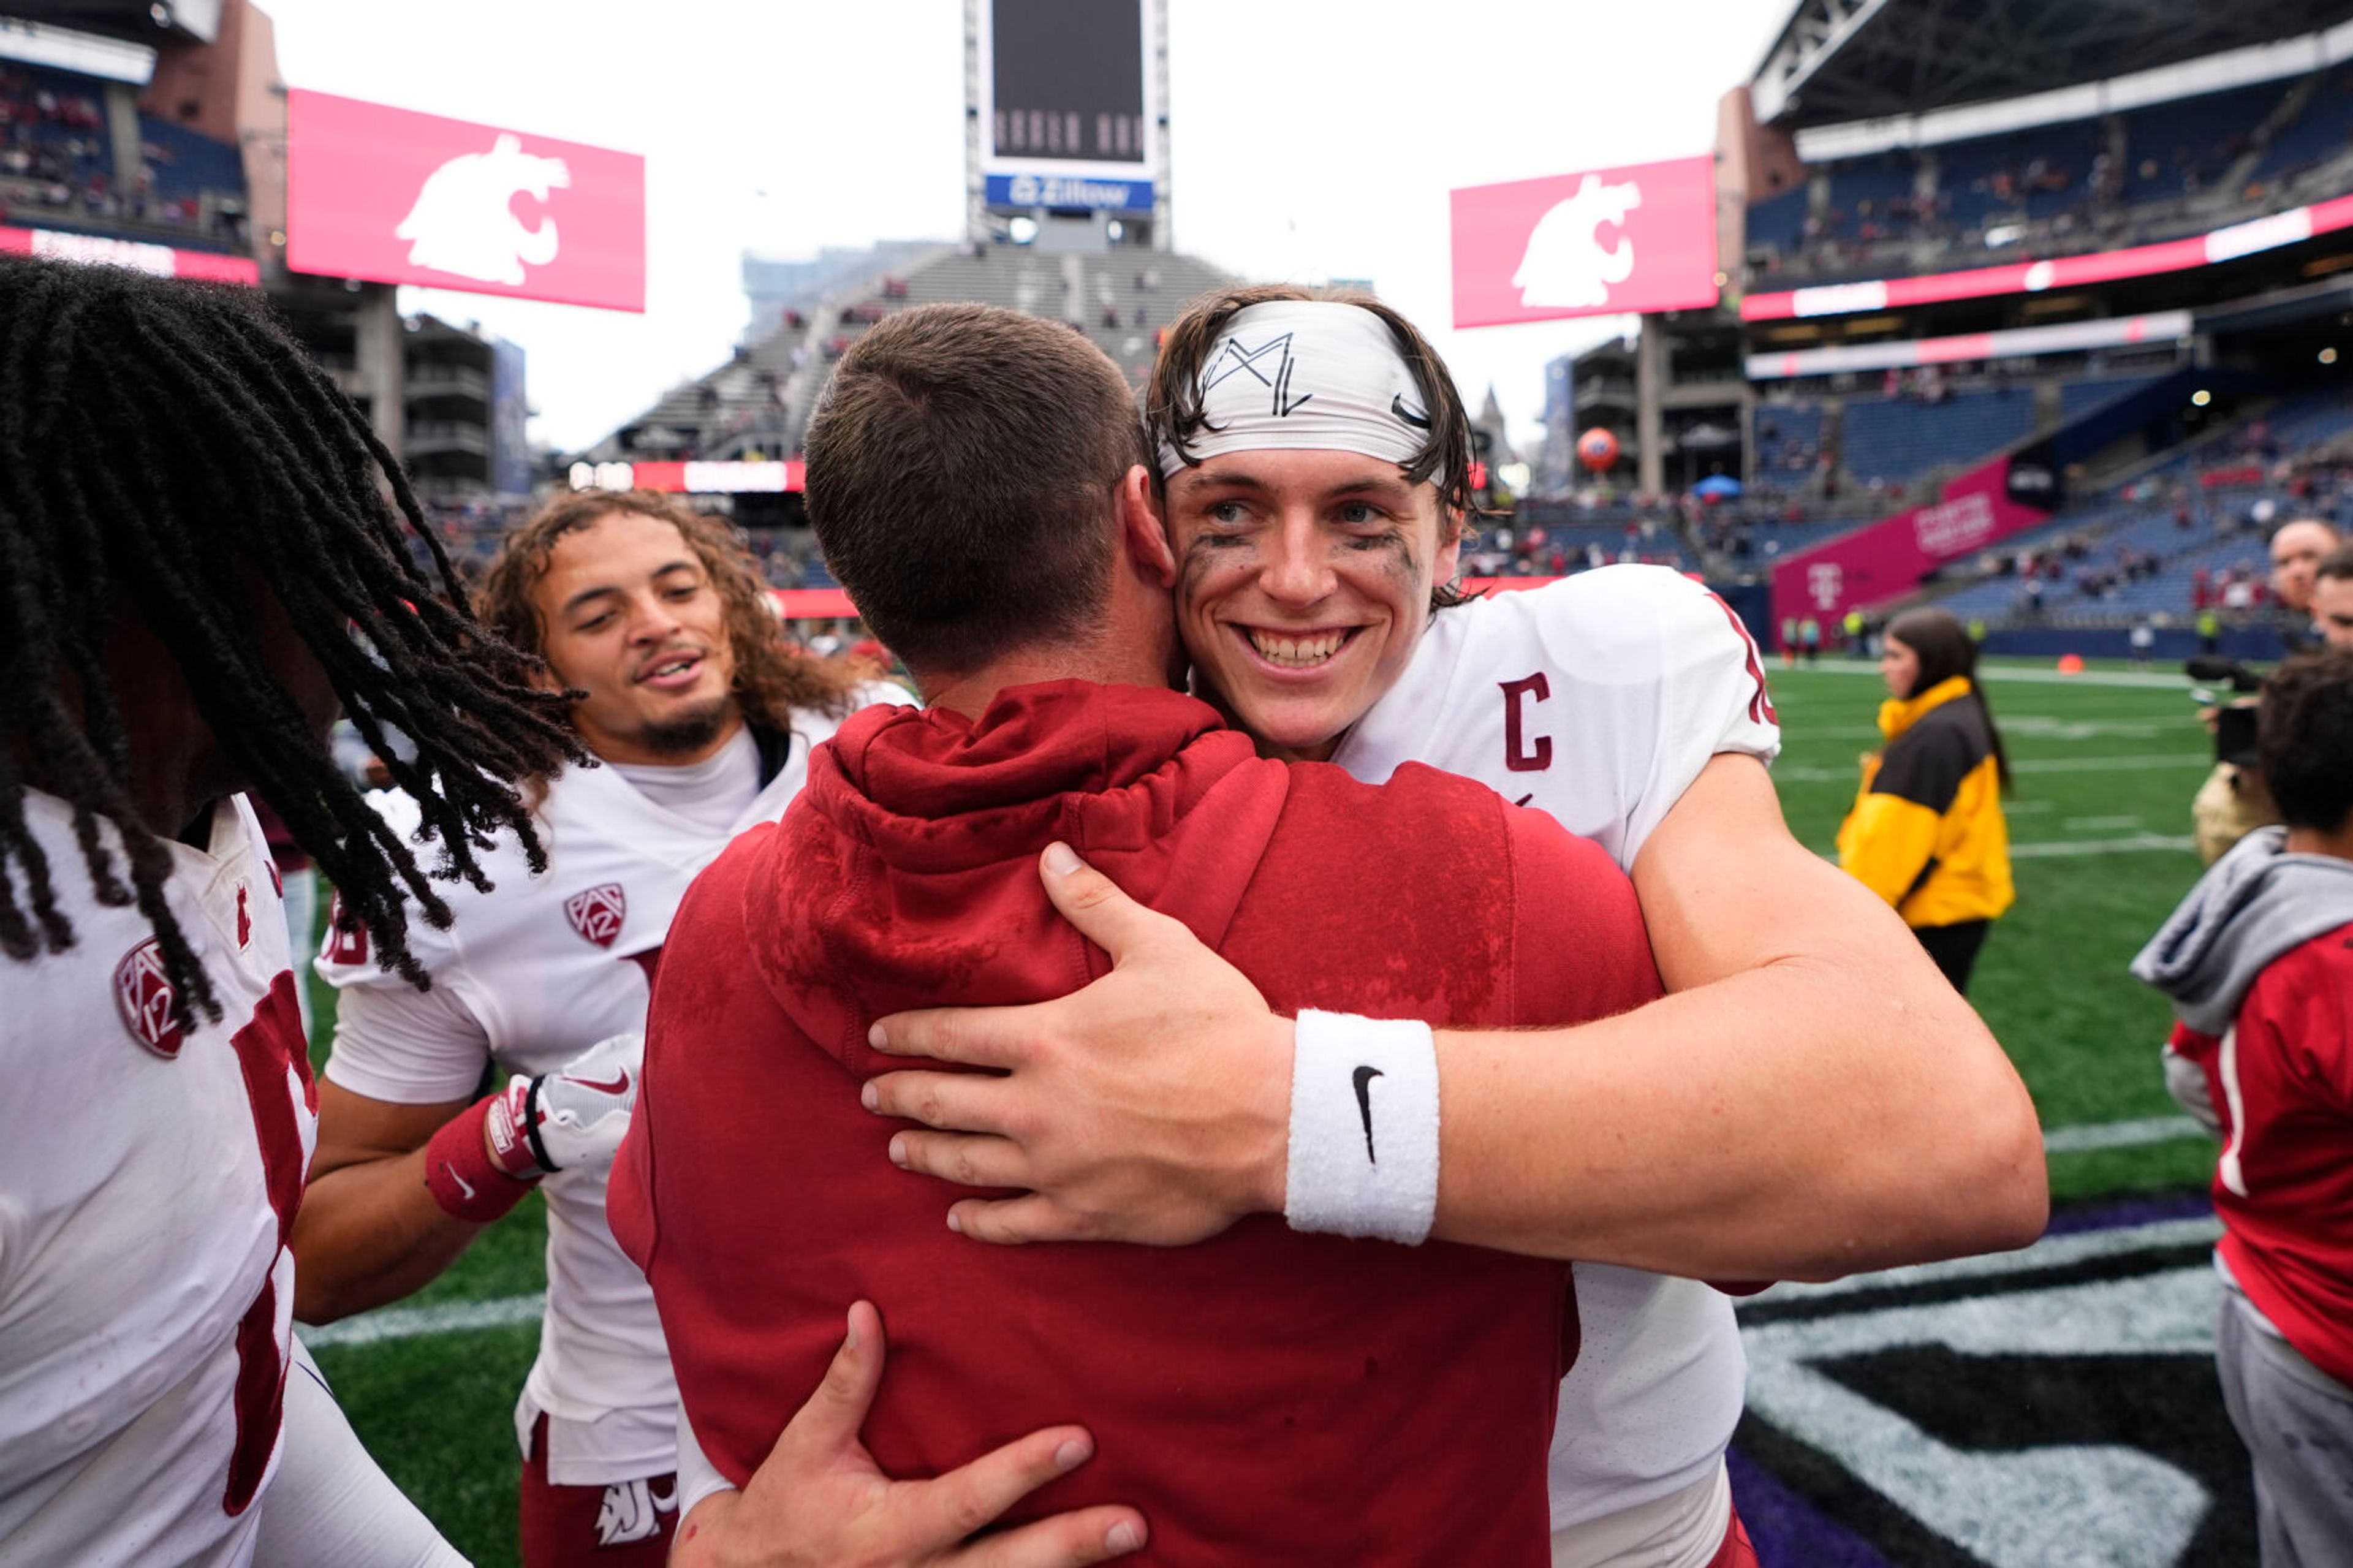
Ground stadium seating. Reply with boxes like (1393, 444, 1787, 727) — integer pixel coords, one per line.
(2117, 81, 2279, 202)
(1840, 387, 2037, 486)
(1745, 187, 1809, 254)
(1751, 401, 1825, 476)
(2248, 64, 2353, 184)
(2058, 374, 2165, 420)
(137, 116, 244, 207)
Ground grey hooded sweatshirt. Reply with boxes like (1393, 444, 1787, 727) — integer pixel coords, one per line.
(2131, 826, 2353, 1035)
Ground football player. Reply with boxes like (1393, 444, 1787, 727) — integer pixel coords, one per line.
(294, 490, 906, 1567)
(860, 289, 2049, 1567)
(0, 258, 577, 1566)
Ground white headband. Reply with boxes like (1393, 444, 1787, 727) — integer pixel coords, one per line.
(1158, 300, 1433, 477)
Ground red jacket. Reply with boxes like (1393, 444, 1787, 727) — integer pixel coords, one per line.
(612, 681, 1661, 1563)
(2170, 920, 2353, 1387)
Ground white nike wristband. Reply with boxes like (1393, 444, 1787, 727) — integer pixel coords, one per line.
(1284, 1010, 1440, 1244)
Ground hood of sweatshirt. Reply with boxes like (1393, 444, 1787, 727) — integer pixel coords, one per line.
(2129, 825, 2353, 1035)
(744, 678, 1289, 1066)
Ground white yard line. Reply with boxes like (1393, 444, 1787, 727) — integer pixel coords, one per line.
(2010, 834, 2196, 858)
(299, 1293, 547, 1349)
(1777, 752, 2210, 784)
(1786, 662, 2199, 691)
(2043, 1115, 2205, 1153)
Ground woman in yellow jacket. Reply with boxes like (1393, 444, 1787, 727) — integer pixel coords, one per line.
(1837, 607, 2015, 993)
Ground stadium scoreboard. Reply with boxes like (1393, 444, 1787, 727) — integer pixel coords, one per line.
(976, 0, 1161, 217)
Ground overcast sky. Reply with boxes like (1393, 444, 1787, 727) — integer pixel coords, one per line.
(261, 0, 1792, 454)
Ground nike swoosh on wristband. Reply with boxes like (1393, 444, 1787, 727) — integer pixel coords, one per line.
(442, 1163, 477, 1203)
(1390, 393, 1431, 430)
(1352, 1065, 1384, 1164)
(569, 1069, 631, 1096)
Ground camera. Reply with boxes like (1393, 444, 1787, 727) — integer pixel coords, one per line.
(2185, 657, 2264, 768)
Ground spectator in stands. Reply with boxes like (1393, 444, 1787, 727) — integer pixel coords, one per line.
(2268, 517, 2341, 653)
(2310, 547, 2353, 652)
(1837, 608, 2014, 993)
(2133, 650, 2353, 1568)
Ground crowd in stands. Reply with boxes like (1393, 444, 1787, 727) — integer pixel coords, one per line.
(1749, 64, 2353, 284)
(0, 64, 248, 246)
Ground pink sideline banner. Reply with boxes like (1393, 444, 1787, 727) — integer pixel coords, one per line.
(1771, 457, 2053, 624)
(286, 90, 645, 312)
(1744, 191, 2353, 323)
(0, 224, 258, 283)
(1451, 155, 1719, 328)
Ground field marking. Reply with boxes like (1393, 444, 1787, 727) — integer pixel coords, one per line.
(1748, 1213, 2221, 1306)
(298, 1292, 547, 1349)
(2044, 1115, 2205, 1153)
(2010, 833, 2196, 858)
(1776, 753, 2209, 783)
(1785, 663, 2196, 691)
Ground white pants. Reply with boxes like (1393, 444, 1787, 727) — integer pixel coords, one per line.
(252, 1343, 466, 1568)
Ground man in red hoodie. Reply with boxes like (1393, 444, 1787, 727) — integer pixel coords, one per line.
(610, 305, 1663, 1562)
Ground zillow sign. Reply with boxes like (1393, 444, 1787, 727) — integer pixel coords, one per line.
(985, 173, 1153, 212)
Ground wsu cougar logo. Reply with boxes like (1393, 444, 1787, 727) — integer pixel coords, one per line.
(564, 883, 627, 949)
(395, 133, 570, 286)
(1513, 174, 1642, 309)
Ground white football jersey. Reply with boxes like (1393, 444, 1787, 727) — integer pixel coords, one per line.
(1, 792, 314, 1567)
(316, 692, 906, 1487)
(1332, 565, 1780, 1539)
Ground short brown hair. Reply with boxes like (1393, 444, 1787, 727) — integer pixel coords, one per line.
(2315, 543, 2353, 584)
(2259, 648, 2353, 833)
(1148, 284, 1477, 611)
(476, 489, 867, 727)
(805, 303, 1148, 675)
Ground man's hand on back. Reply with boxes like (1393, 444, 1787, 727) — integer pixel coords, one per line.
(672, 1301, 1146, 1568)
(864, 843, 1290, 1246)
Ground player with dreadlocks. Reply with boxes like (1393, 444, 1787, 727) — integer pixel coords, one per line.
(0, 254, 585, 1566)
(298, 486, 922, 1567)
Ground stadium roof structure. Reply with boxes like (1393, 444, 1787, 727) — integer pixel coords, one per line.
(1751, 0, 2353, 126)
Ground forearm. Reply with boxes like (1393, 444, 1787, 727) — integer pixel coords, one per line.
(292, 1147, 490, 1323)
(1432, 949, 2044, 1279)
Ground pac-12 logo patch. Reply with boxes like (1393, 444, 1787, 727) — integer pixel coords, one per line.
(114, 939, 184, 1058)
(564, 883, 627, 949)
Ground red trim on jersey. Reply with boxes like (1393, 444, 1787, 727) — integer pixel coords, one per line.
(1703, 591, 1778, 726)
(222, 975, 311, 1515)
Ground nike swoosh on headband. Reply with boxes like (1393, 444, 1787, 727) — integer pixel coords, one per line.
(1390, 393, 1431, 430)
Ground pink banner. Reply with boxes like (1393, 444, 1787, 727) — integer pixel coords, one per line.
(1745, 191, 2353, 323)
(1771, 457, 2053, 625)
(286, 90, 645, 312)
(0, 224, 259, 284)
(1451, 154, 1719, 328)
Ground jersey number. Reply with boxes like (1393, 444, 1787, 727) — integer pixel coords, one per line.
(223, 972, 317, 1515)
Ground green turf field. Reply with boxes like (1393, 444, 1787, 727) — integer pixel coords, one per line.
(300, 657, 2228, 1564)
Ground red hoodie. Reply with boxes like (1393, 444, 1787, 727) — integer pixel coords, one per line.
(612, 681, 1661, 1564)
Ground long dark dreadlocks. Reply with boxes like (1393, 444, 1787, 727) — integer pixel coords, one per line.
(0, 257, 583, 1029)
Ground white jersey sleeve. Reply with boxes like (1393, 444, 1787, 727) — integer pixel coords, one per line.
(1335, 564, 1780, 871)
(313, 789, 498, 1106)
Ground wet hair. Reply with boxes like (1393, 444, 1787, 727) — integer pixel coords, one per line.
(2258, 649, 2353, 834)
(476, 488, 869, 727)
(0, 257, 581, 1029)
(1147, 282, 1477, 610)
(805, 303, 1147, 675)
(1885, 607, 2011, 790)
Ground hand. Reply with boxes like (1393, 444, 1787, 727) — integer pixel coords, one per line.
(672, 1302, 1145, 1568)
(483, 1031, 641, 1176)
(863, 843, 1292, 1246)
